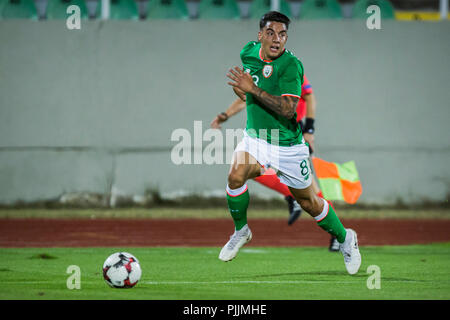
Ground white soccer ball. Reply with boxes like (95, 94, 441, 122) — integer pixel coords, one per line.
(102, 252, 142, 288)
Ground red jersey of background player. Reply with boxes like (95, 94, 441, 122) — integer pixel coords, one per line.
(296, 75, 313, 123)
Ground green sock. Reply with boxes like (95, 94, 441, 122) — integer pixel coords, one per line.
(226, 185, 249, 231)
(316, 200, 347, 243)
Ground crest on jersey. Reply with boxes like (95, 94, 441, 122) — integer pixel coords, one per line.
(263, 65, 273, 78)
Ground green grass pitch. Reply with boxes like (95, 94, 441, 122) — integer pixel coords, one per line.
(0, 244, 449, 300)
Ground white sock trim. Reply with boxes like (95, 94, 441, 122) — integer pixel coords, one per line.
(314, 198, 329, 222)
(226, 184, 248, 197)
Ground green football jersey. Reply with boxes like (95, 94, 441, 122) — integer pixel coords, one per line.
(240, 41, 304, 146)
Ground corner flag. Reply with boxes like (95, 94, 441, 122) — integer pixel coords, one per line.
(311, 157, 363, 204)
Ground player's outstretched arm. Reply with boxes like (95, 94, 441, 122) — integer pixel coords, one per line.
(252, 88, 298, 119)
(303, 92, 316, 153)
(210, 98, 246, 129)
(227, 66, 298, 119)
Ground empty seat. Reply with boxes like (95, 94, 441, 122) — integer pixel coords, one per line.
(46, 0, 88, 19)
(0, 0, 38, 19)
(248, 0, 292, 20)
(147, 0, 188, 19)
(351, 0, 395, 19)
(197, 0, 240, 19)
(299, 0, 342, 19)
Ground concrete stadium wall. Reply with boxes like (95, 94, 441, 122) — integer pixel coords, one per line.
(0, 20, 449, 205)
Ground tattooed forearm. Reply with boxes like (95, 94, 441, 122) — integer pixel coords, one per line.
(252, 87, 298, 119)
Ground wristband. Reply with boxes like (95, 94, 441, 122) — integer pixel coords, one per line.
(303, 118, 315, 134)
(220, 112, 229, 121)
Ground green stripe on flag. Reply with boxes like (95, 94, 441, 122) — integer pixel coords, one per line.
(317, 178, 343, 201)
(336, 161, 360, 182)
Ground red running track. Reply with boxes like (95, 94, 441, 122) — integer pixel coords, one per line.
(0, 218, 449, 247)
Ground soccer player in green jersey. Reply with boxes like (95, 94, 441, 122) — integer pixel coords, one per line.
(219, 11, 361, 275)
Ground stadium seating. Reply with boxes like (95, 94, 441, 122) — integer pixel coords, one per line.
(0, 0, 5, 18)
(351, 0, 395, 19)
(97, 0, 139, 19)
(299, 0, 342, 19)
(197, 0, 240, 19)
(0, 0, 38, 19)
(46, 0, 89, 19)
(248, 0, 292, 19)
(395, 11, 447, 21)
(147, 0, 189, 19)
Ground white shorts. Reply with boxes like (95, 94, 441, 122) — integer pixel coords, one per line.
(234, 131, 312, 190)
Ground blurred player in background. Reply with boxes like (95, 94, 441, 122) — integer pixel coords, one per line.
(216, 11, 361, 274)
(211, 75, 340, 251)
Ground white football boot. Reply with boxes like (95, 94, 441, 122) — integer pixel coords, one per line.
(339, 228, 362, 275)
(219, 224, 252, 262)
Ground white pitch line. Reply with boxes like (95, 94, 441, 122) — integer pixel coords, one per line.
(146, 280, 353, 285)
(6, 279, 443, 285)
(144, 279, 440, 285)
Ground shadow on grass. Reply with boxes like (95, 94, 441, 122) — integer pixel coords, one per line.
(239, 270, 351, 278)
(29, 253, 58, 260)
(241, 271, 425, 282)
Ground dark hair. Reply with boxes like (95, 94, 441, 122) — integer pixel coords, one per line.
(259, 11, 290, 30)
